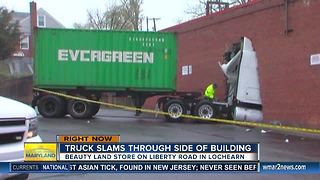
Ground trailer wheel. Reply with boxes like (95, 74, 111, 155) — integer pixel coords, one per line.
(194, 100, 217, 119)
(90, 103, 100, 117)
(38, 95, 65, 118)
(163, 99, 186, 122)
(67, 99, 93, 119)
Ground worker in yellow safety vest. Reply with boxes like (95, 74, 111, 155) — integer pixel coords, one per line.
(204, 83, 217, 100)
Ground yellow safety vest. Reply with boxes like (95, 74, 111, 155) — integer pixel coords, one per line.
(204, 84, 215, 99)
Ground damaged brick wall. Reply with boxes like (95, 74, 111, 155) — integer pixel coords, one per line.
(161, 0, 320, 128)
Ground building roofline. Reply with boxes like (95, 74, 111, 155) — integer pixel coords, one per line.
(12, 8, 65, 28)
(38, 8, 65, 28)
(12, 11, 29, 22)
(162, 0, 261, 32)
(19, 16, 29, 24)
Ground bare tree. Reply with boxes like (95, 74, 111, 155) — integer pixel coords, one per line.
(74, 0, 143, 31)
(121, 0, 143, 31)
(186, 0, 252, 18)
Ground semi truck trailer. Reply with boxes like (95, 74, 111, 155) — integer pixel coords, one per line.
(32, 28, 262, 122)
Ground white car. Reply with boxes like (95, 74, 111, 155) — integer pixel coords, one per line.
(0, 96, 42, 180)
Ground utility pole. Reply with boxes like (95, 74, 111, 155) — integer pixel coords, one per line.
(146, 17, 149, 31)
(206, 0, 229, 15)
(146, 17, 160, 31)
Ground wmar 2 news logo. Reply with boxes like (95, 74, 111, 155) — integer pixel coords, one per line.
(24, 143, 57, 161)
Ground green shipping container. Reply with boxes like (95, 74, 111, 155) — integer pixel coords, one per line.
(34, 28, 177, 92)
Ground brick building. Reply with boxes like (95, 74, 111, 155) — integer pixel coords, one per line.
(161, 0, 320, 128)
(11, 5, 64, 59)
(5, 2, 64, 76)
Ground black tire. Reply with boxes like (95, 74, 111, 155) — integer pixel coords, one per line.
(38, 95, 65, 118)
(67, 99, 93, 119)
(90, 103, 100, 117)
(194, 100, 217, 119)
(163, 99, 186, 122)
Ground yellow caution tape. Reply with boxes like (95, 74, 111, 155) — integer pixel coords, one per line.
(33, 88, 320, 135)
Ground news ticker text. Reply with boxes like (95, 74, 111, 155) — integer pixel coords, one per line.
(0, 162, 319, 173)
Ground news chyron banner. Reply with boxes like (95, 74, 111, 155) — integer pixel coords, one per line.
(8, 135, 259, 173)
(3, 135, 318, 173)
(59, 143, 258, 162)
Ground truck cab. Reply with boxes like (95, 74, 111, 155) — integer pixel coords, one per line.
(193, 37, 263, 121)
(220, 37, 263, 121)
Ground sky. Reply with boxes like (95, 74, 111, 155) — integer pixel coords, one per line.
(0, 0, 199, 30)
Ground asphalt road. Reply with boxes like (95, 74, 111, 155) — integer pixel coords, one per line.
(29, 108, 320, 180)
